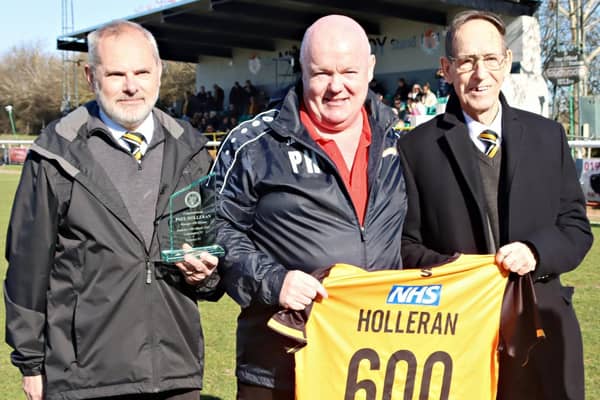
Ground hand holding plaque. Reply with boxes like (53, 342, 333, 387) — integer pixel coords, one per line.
(161, 173, 225, 263)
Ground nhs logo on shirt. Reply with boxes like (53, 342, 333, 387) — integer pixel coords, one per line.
(386, 285, 442, 306)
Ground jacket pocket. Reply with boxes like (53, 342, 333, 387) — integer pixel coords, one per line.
(71, 293, 80, 361)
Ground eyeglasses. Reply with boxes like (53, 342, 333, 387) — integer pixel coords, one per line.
(447, 53, 507, 73)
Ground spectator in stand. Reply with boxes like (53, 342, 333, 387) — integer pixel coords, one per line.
(407, 95, 426, 116)
(394, 78, 410, 102)
(200, 117, 209, 132)
(405, 98, 414, 117)
(229, 115, 237, 129)
(369, 78, 386, 99)
(247, 95, 257, 116)
(244, 79, 258, 98)
(229, 81, 244, 118)
(243, 80, 257, 116)
(184, 90, 202, 121)
(195, 115, 209, 133)
(218, 116, 231, 132)
(436, 68, 451, 98)
(213, 84, 225, 111)
(208, 110, 219, 128)
(256, 90, 268, 114)
(421, 82, 438, 109)
(190, 112, 203, 130)
(408, 83, 422, 100)
(393, 95, 406, 120)
(196, 86, 208, 112)
(224, 103, 237, 119)
(206, 91, 216, 112)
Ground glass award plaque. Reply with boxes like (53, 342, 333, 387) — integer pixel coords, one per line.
(161, 173, 225, 263)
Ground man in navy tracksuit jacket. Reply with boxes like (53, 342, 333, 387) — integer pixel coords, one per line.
(212, 15, 407, 399)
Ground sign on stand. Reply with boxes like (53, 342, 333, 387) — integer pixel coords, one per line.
(579, 158, 600, 203)
(544, 50, 587, 87)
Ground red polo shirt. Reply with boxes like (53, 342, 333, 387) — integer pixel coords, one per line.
(300, 106, 371, 226)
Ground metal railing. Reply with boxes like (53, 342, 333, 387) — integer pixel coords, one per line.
(0, 133, 226, 165)
(2, 136, 599, 165)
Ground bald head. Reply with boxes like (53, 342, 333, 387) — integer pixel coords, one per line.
(299, 14, 376, 132)
(300, 15, 371, 68)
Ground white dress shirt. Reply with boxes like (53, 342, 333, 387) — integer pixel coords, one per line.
(99, 108, 154, 156)
(463, 102, 502, 154)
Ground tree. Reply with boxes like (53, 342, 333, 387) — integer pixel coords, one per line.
(0, 42, 197, 134)
(0, 43, 64, 134)
(537, 0, 600, 132)
(159, 60, 196, 109)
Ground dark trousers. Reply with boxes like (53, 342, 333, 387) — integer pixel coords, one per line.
(237, 381, 294, 400)
(88, 389, 199, 400)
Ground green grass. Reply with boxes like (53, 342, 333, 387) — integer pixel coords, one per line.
(0, 168, 598, 399)
(563, 247, 600, 399)
(0, 165, 22, 172)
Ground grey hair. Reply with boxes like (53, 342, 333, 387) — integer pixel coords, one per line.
(87, 20, 161, 69)
(445, 10, 506, 57)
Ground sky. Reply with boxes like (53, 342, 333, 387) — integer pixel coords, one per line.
(1, 0, 174, 56)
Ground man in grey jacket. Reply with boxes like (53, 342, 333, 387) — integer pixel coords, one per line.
(213, 14, 406, 399)
(5, 21, 218, 400)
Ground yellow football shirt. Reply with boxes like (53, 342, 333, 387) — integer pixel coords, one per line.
(269, 254, 516, 400)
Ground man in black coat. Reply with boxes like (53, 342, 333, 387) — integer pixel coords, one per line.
(399, 10, 593, 400)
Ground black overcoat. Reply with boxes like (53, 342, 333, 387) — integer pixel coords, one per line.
(399, 93, 593, 400)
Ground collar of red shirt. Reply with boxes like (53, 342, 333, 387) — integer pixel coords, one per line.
(299, 104, 372, 148)
(299, 103, 371, 226)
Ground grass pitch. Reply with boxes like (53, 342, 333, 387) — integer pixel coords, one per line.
(0, 168, 598, 399)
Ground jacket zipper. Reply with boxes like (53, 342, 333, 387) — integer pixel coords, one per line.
(145, 256, 152, 284)
(305, 138, 369, 268)
(290, 135, 364, 224)
(281, 110, 393, 268)
(143, 249, 158, 391)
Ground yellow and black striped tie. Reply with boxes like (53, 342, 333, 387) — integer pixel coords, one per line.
(122, 132, 145, 161)
(478, 129, 499, 158)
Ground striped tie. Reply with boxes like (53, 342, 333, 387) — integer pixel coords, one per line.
(478, 129, 499, 158)
(122, 132, 145, 161)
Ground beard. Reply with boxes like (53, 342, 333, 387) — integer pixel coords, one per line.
(94, 81, 158, 130)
